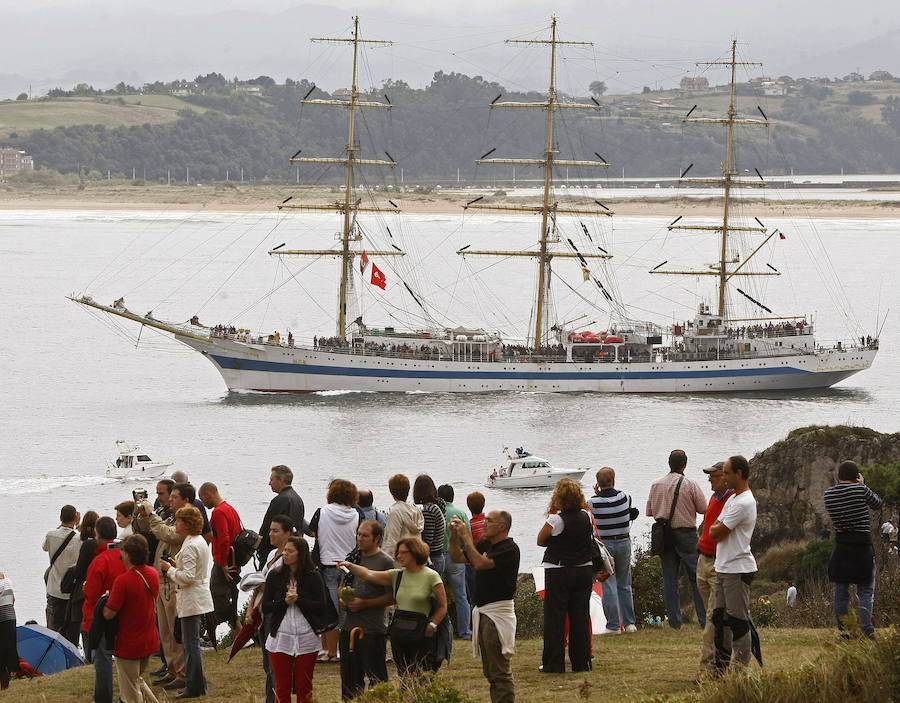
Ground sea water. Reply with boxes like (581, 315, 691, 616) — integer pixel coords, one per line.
(1, 209, 898, 621)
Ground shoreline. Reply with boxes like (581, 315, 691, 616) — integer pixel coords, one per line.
(2, 185, 900, 218)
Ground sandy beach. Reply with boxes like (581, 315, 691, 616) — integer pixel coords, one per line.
(2, 183, 900, 218)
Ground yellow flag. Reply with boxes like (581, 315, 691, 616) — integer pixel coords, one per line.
(581, 266, 591, 281)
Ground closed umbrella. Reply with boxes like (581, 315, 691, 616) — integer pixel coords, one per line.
(16, 624, 84, 675)
(228, 605, 262, 662)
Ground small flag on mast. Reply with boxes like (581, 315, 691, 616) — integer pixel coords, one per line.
(581, 266, 591, 281)
(359, 250, 370, 273)
(370, 263, 387, 290)
(779, 233, 786, 240)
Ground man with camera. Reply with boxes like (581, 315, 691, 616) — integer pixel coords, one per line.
(133, 483, 196, 690)
(449, 511, 519, 703)
(824, 460, 884, 638)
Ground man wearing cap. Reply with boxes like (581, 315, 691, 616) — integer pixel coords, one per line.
(695, 462, 733, 678)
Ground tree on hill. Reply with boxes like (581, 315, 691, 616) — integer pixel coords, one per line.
(194, 72, 228, 93)
(16, 92, 27, 101)
(248, 75, 276, 88)
(861, 462, 900, 510)
(848, 91, 877, 105)
(589, 80, 607, 96)
(883, 96, 900, 134)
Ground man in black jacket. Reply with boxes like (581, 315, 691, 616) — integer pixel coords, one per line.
(257, 465, 305, 563)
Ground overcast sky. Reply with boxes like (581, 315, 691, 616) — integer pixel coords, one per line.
(2, 1, 898, 98)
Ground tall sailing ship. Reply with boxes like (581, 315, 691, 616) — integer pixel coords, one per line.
(72, 22, 878, 393)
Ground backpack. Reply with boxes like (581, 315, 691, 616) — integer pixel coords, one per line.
(232, 527, 262, 568)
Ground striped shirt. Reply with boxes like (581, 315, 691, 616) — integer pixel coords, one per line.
(419, 502, 446, 556)
(824, 482, 883, 533)
(589, 489, 633, 539)
(0, 576, 15, 623)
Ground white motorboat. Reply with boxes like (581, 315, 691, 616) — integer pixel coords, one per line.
(105, 440, 172, 480)
(486, 448, 587, 489)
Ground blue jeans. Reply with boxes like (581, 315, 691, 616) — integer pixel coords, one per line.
(180, 614, 207, 696)
(443, 560, 471, 638)
(834, 578, 875, 636)
(322, 566, 347, 627)
(92, 634, 114, 703)
(660, 529, 707, 628)
(430, 551, 447, 575)
(600, 538, 635, 629)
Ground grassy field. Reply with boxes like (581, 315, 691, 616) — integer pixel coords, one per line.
(0, 96, 204, 139)
(7, 627, 844, 703)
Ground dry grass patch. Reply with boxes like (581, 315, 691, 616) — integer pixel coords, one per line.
(6, 627, 843, 703)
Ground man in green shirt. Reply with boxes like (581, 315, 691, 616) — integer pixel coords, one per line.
(438, 485, 471, 639)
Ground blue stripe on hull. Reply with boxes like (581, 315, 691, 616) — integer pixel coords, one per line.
(209, 354, 809, 381)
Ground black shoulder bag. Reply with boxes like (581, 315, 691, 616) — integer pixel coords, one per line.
(303, 569, 339, 635)
(386, 571, 429, 645)
(44, 530, 76, 586)
(650, 475, 684, 556)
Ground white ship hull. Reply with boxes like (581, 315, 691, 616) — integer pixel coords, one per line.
(178, 336, 875, 394)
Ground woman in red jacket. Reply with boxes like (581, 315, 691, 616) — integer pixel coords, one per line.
(81, 516, 125, 703)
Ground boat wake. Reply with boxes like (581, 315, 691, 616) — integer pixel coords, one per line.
(0, 474, 112, 496)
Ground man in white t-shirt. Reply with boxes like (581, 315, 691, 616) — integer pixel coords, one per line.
(709, 455, 757, 673)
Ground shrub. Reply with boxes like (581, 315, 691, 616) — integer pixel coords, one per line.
(513, 573, 543, 638)
(784, 424, 880, 445)
(780, 577, 835, 628)
(795, 539, 832, 590)
(860, 461, 900, 507)
(749, 597, 779, 627)
(8, 167, 76, 186)
(357, 675, 475, 703)
(848, 91, 877, 105)
(691, 628, 899, 703)
(631, 541, 666, 623)
(756, 540, 805, 582)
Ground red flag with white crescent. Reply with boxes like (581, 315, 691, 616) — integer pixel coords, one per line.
(370, 263, 387, 290)
(359, 250, 370, 273)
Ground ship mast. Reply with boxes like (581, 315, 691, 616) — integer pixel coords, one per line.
(650, 40, 778, 318)
(270, 17, 404, 339)
(460, 17, 612, 348)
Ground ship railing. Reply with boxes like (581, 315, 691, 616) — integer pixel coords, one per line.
(216, 334, 876, 360)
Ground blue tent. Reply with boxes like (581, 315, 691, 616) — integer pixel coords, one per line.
(16, 624, 85, 675)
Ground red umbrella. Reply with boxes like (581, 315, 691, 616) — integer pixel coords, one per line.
(228, 605, 262, 662)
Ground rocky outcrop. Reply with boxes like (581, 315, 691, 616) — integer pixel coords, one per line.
(751, 425, 900, 549)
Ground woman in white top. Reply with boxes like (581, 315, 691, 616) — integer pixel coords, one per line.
(115, 500, 135, 539)
(160, 505, 214, 698)
(308, 479, 360, 662)
(254, 514, 296, 702)
(262, 537, 327, 703)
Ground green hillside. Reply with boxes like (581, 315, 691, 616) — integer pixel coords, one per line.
(0, 95, 205, 140)
(4, 73, 900, 182)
